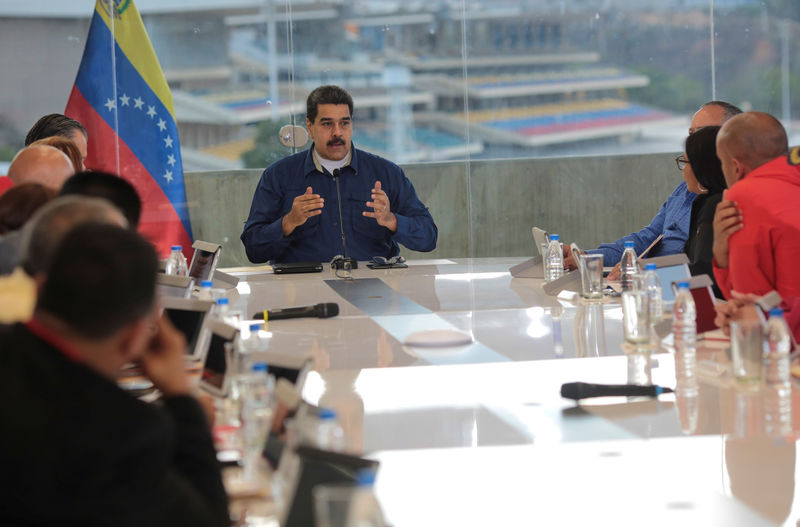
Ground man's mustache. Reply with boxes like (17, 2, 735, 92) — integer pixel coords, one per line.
(327, 138, 346, 146)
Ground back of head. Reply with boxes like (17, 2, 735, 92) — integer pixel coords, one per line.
(36, 223, 158, 340)
(306, 85, 354, 123)
(0, 183, 57, 235)
(7, 145, 75, 190)
(59, 171, 142, 229)
(685, 126, 726, 193)
(718, 112, 789, 172)
(701, 101, 742, 122)
(20, 195, 127, 276)
(25, 114, 87, 146)
(30, 136, 82, 173)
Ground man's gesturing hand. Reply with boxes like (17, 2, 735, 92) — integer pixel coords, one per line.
(364, 181, 397, 232)
(282, 186, 324, 236)
(712, 193, 743, 269)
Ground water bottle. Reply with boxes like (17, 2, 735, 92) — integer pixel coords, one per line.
(164, 245, 188, 276)
(236, 323, 267, 374)
(643, 263, 663, 325)
(619, 241, 637, 291)
(672, 281, 696, 359)
(765, 308, 792, 387)
(545, 234, 563, 282)
(197, 279, 214, 301)
(238, 362, 274, 481)
(345, 469, 388, 527)
(316, 408, 345, 451)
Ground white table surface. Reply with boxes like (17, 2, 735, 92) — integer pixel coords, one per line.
(221, 258, 800, 526)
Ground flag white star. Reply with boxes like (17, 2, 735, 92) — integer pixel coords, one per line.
(167, 154, 176, 166)
(104, 98, 116, 111)
(119, 93, 130, 106)
(164, 136, 173, 148)
(146, 105, 157, 118)
(157, 118, 167, 132)
(133, 97, 144, 109)
(163, 170, 173, 183)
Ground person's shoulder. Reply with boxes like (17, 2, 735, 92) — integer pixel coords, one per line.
(263, 150, 309, 177)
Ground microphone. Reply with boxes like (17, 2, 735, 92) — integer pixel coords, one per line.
(253, 302, 340, 321)
(330, 168, 358, 270)
(560, 382, 673, 401)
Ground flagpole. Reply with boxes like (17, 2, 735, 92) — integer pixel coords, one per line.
(108, 2, 121, 177)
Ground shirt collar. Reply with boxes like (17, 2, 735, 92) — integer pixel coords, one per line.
(304, 143, 360, 177)
(26, 317, 84, 363)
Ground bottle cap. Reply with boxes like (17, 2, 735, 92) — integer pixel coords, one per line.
(249, 323, 262, 332)
(550, 234, 560, 241)
(769, 307, 784, 317)
(216, 298, 229, 305)
(319, 408, 337, 420)
(201, 280, 213, 288)
(676, 281, 690, 289)
(252, 362, 268, 373)
(645, 263, 656, 271)
(624, 241, 634, 248)
(355, 468, 376, 487)
(171, 245, 182, 251)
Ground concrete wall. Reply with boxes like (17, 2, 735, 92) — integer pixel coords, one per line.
(184, 151, 682, 267)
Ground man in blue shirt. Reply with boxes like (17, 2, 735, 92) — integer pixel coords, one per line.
(241, 85, 437, 263)
(564, 100, 741, 275)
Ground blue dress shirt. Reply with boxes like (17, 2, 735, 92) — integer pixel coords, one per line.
(588, 181, 697, 266)
(241, 145, 437, 263)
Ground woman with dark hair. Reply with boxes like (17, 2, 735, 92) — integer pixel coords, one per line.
(678, 125, 726, 297)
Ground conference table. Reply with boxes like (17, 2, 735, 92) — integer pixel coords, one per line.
(221, 257, 800, 526)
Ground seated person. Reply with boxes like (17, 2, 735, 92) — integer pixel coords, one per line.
(0, 182, 56, 275)
(715, 291, 800, 344)
(241, 85, 437, 263)
(30, 136, 83, 173)
(7, 144, 75, 190)
(564, 101, 741, 275)
(679, 126, 726, 297)
(25, 113, 88, 170)
(59, 170, 142, 228)
(712, 112, 800, 302)
(0, 223, 229, 526)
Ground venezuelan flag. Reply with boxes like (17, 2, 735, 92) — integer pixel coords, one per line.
(65, 0, 192, 256)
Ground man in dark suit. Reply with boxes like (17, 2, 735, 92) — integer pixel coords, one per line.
(0, 223, 229, 526)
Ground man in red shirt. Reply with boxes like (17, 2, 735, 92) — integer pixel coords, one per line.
(712, 112, 800, 302)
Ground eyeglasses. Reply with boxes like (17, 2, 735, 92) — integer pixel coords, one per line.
(675, 155, 690, 171)
(371, 255, 406, 265)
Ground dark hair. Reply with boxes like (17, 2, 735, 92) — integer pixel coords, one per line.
(25, 114, 87, 146)
(685, 126, 726, 194)
(0, 183, 57, 235)
(30, 136, 82, 172)
(59, 171, 141, 228)
(306, 85, 353, 123)
(37, 223, 157, 339)
(701, 101, 742, 122)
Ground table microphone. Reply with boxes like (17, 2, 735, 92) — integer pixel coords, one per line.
(252, 302, 339, 321)
(560, 382, 673, 400)
(330, 168, 358, 270)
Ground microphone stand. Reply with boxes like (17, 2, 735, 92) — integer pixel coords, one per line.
(330, 168, 358, 270)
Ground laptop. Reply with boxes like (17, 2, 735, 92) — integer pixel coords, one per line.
(198, 320, 239, 397)
(188, 240, 222, 283)
(162, 297, 215, 360)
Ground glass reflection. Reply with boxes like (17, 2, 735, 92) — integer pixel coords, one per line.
(674, 348, 698, 435)
(626, 350, 652, 387)
(573, 301, 606, 358)
(551, 304, 564, 357)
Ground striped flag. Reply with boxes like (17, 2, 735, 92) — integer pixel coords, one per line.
(65, 0, 192, 256)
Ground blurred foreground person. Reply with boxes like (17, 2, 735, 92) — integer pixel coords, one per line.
(7, 144, 75, 190)
(0, 223, 229, 527)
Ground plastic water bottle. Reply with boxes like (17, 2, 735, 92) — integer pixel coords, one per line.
(238, 362, 274, 481)
(197, 279, 214, 301)
(765, 308, 792, 387)
(165, 245, 188, 276)
(672, 281, 696, 358)
(236, 323, 267, 374)
(545, 234, 563, 282)
(345, 469, 388, 527)
(620, 241, 637, 291)
(643, 263, 663, 325)
(316, 408, 345, 451)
